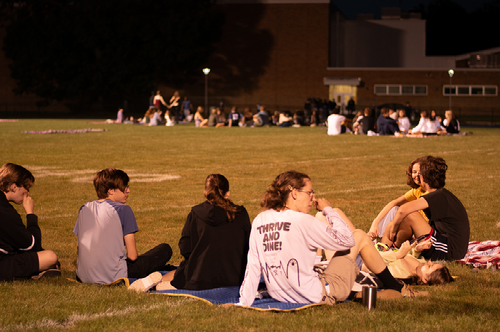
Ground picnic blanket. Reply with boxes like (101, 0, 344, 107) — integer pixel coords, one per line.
(457, 241, 500, 268)
(153, 286, 322, 312)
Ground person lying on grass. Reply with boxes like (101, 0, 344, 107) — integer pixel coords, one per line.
(74, 168, 173, 291)
(235, 171, 426, 308)
(367, 239, 454, 286)
(157, 174, 251, 291)
(380, 156, 470, 261)
(0, 163, 60, 281)
(368, 156, 430, 250)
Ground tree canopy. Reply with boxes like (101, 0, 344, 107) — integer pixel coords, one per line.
(0, 0, 224, 110)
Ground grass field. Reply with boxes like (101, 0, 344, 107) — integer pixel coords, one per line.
(1, 119, 499, 331)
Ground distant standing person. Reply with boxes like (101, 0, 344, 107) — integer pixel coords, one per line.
(0, 163, 60, 281)
(347, 97, 355, 115)
(169, 91, 181, 123)
(149, 91, 156, 109)
(181, 96, 193, 122)
(154, 91, 168, 110)
(115, 108, 124, 123)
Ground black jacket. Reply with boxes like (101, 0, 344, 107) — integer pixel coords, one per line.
(171, 201, 251, 290)
(0, 191, 41, 261)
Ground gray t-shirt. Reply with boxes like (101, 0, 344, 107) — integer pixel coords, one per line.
(74, 200, 138, 284)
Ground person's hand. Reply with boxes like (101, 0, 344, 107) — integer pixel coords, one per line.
(394, 240, 415, 259)
(22, 193, 34, 214)
(387, 222, 398, 243)
(314, 198, 331, 212)
(399, 240, 415, 256)
(367, 224, 379, 240)
(415, 238, 433, 252)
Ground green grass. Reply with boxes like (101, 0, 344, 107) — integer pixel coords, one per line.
(1, 120, 499, 331)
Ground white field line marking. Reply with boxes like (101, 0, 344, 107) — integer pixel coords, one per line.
(24, 166, 180, 183)
(0, 299, 190, 330)
(36, 176, 499, 219)
(24, 148, 497, 181)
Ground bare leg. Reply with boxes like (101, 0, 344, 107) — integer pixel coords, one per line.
(381, 212, 431, 247)
(37, 250, 58, 271)
(346, 230, 387, 274)
(157, 270, 177, 291)
(161, 270, 175, 282)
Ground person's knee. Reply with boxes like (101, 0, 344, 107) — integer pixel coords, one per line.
(352, 229, 370, 244)
(158, 243, 172, 261)
(38, 250, 58, 270)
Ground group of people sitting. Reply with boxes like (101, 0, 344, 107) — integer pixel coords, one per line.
(1, 155, 469, 307)
(349, 108, 461, 137)
(194, 105, 272, 128)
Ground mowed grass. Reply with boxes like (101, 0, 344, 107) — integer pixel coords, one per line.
(1, 119, 499, 331)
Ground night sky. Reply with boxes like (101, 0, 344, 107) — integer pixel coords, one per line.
(332, 0, 493, 19)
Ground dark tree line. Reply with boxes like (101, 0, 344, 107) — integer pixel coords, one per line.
(0, 0, 224, 110)
(413, 0, 500, 55)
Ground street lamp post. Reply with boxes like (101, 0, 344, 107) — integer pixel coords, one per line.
(448, 69, 454, 110)
(203, 68, 210, 116)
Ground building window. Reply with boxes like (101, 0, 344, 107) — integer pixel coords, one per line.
(443, 85, 498, 96)
(374, 84, 428, 95)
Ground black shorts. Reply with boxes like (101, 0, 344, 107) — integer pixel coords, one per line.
(421, 228, 449, 261)
(0, 252, 39, 281)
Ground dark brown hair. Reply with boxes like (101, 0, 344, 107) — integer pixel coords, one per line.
(93, 168, 129, 199)
(417, 265, 454, 286)
(419, 156, 447, 189)
(261, 171, 310, 211)
(406, 156, 427, 189)
(0, 163, 35, 192)
(204, 174, 240, 222)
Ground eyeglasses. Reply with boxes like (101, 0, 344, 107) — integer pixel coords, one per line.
(297, 189, 315, 198)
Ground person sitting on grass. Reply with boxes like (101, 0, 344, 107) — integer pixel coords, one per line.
(157, 174, 251, 290)
(381, 156, 470, 261)
(368, 156, 430, 248)
(74, 168, 173, 291)
(235, 171, 426, 308)
(194, 106, 209, 127)
(0, 163, 60, 281)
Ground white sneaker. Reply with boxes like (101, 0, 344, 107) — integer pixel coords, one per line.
(128, 272, 162, 293)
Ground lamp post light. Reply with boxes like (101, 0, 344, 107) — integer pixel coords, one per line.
(448, 69, 454, 110)
(203, 68, 210, 116)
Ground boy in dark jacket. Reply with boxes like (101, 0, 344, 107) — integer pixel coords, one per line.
(0, 163, 59, 281)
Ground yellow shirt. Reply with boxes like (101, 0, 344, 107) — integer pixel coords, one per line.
(379, 249, 426, 279)
(404, 187, 429, 222)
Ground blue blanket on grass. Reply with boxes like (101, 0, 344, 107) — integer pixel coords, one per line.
(153, 286, 322, 311)
(127, 275, 321, 311)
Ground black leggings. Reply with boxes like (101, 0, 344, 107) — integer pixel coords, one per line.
(126, 243, 172, 278)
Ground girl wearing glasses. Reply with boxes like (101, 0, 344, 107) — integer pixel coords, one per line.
(237, 171, 424, 307)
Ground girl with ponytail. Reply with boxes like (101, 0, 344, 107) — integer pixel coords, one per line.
(158, 174, 251, 290)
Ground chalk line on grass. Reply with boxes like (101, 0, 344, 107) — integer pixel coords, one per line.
(24, 166, 180, 183)
(0, 299, 191, 330)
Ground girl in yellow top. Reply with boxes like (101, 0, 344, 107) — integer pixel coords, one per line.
(368, 156, 429, 242)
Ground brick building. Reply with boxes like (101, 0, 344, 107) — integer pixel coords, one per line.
(1, 0, 499, 120)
